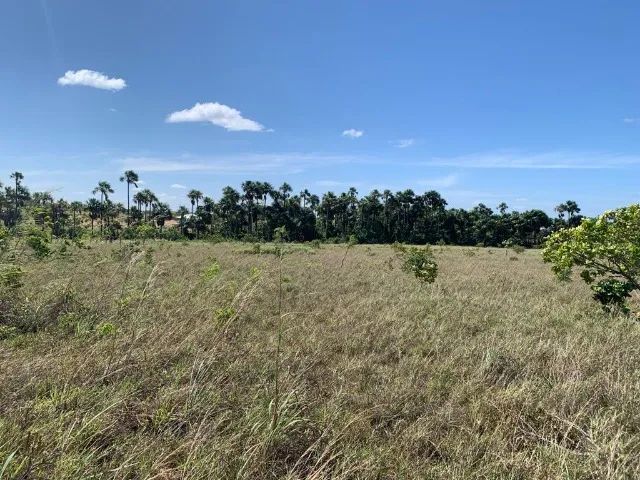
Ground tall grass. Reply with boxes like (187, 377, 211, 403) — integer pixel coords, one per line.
(0, 242, 639, 478)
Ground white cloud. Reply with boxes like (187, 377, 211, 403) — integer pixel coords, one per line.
(118, 153, 355, 175)
(393, 138, 415, 148)
(419, 150, 640, 169)
(624, 118, 639, 124)
(166, 102, 265, 132)
(417, 174, 458, 188)
(57, 69, 126, 91)
(316, 180, 362, 188)
(342, 128, 364, 138)
(170, 183, 187, 189)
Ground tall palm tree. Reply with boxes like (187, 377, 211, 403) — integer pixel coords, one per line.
(9, 171, 24, 221)
(86, 198, 101, 233)
(119, 170, 139, 226)
(92, 181, 114, 233)
(70, 201, 84, 233)
(187, 189, 203, 214)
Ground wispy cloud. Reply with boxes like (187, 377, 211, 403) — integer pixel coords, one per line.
(316, 180, 362, 188)
(170, 183, 187, 189)
(118, 152, 355, 175)
(420, 150, 640, 169)
(57, 69, 126, 91)
(166, 102, 266, 132)
(392, 138, 415, 148)
(623, 117, 639, 124)
(342, 128, 364, 138)
(417, 174, 458, 188)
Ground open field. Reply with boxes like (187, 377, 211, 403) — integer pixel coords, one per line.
(1, 241, 640, 479)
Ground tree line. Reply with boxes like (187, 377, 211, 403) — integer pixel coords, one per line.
(0, 170, 584, 247)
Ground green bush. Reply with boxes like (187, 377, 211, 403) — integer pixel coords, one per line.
(26, 230, 51, 258)
(543, 204, 640, 313)
(401, 247, 438, 284)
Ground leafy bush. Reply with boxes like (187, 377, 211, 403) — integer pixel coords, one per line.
(202, 261, 221, 280)
(543, 204, 640, 313)
(273, 226, 288, 243)
(26, 230, 51, 258)
(590, 279, 634, 314)
(0, 265, 23, 289)
(214, 306, 236, 322)
(401, 247, 438, 284)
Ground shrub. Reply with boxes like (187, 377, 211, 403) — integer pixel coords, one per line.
(543, 204, 640, 313)
(97, 322, 117, 336)
(512, 245, 526, 254)
(202, 261, 221, 280)
(26, 230, 51, 258)
(0, 265, 23, 289)
(214, 306, 236, 322)
(273, 226, 288, 243)
(401, 247, 438, 284)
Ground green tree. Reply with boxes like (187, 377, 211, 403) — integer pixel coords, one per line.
(92, 181, 114, 233)
(543, 204, 640, 313)
(187, 189, 203, 214)
(119, 170, 139, 226)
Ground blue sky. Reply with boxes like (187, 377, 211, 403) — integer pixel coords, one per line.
(1, 1, 639, 215)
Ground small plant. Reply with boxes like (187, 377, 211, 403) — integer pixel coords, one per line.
(214, 306, 236, 322)
(202, 261, 221, 280)
(273, 226, 288, 243)
(0, 325, 18, 340)
(511, 245, 525, 254)
(391, 242, 407, 254)
(26, 230, 51, 259)
(310, 239, 322, 249)
(0, 265, 23, 289)
(401, 246, 438, 283)
(97, 322, 117, 336)
(252, 243, 261, 254)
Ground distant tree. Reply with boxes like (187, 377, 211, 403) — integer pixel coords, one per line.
(497, 202, 509, 215)
(555, 202, 568, 220)
(9, 171, 24, 224)
(92, 181, 114, 233)
(187, 189, 203, 214)
(119, 170, 139, 226)
(86, 198, 101, 233)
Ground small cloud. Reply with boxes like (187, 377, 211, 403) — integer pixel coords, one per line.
(316, 180, 362, 188)
(157, 193, 178, 200)
(166, 102, 265, 132)
(623, 118, 639, 124)
(393, 138, 415, 148)
(342, 128, 364, 138)
(57, 69, 126, 91)
(170, 183, 187, 189)
(417, 174, 459, 189)
(109, 108, 117, 112)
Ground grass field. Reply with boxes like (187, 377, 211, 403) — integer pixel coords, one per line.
(1, 241, 640, 479)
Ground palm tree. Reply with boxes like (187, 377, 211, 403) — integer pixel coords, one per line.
(497, 202, 509, 215)
(119, 170, 139, 226)
(86, 198, 101, 233)
(565, 200, 581, 219)
(187, 189, 203, 214)
(9, 171, 23, 221)
(92, 181, 114, 233)
(70, 201, 84, 234)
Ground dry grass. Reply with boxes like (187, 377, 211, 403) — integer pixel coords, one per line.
(1, 241, 640, 479)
